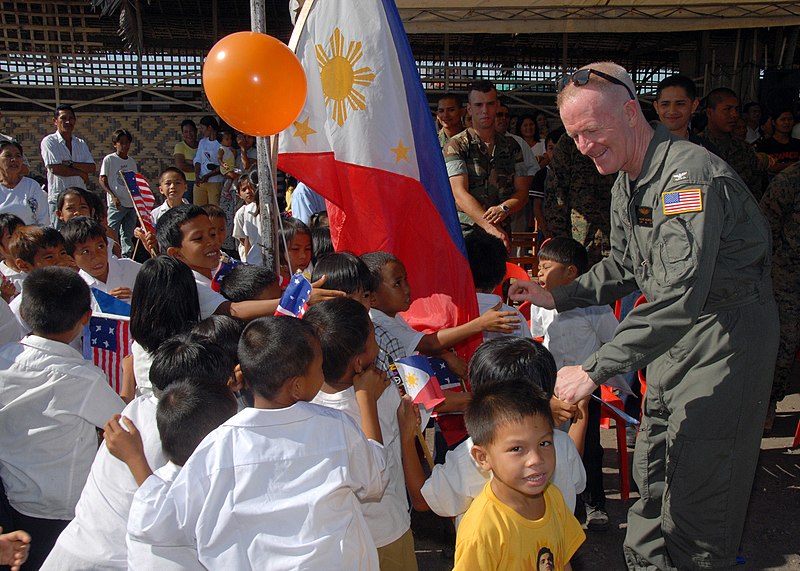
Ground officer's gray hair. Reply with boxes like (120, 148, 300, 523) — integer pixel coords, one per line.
(557, 61, 637, 109)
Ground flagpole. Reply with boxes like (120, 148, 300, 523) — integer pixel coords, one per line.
(119, 170, 156, 257)
(250, 0, 279, 274)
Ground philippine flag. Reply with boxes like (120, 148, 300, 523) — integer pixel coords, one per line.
(278, 0, 479, 346)
(394, 355, 446, 411)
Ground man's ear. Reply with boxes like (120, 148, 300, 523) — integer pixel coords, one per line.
(471, 444, 492, 472)
(691, 98, 700, 115)
(228, 364, 246, 393)
(15, 258, 33, 273)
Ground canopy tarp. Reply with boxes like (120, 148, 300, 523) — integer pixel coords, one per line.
(397, 1, 800, 34)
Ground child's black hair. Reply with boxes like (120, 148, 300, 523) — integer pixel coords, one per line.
(465, 227, 507, 291)
(219, 265, 278, 302)
(465, 382, 553, 446)
(61, 216, 106, 256)
(201, 204, 226, 220)
(157, 380, 238, 466)
(308, 210, 328, 229)
(199, 115, 219, 131)
(9, 225, 65, 265)
(304, 298, 371, 383)
(159, 166, 186, 182)
(360, 251, 400, 286)
(277, 216, 311, 265)
(130, 255, 200, 353)
(112, 128, 132, 144)
(56, 187, 96, 217)
(20, 267, 90, 334)
(0, 213, 25, 243)
(238, 316, 319, 400)
(149, 333, 234, 393)
(310, 252, 374, 294)
(155, 204, 208, 253)
(310, 226, 333, 266)
(469, 336, 557, 396)
(189, 315, 245, 370)
(538, 237, 589, 276)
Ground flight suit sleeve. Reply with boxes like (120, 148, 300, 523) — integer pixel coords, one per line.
(579, 180, 728, 383)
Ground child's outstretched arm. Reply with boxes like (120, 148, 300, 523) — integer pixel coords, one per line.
(416, 301, 519, 354)
(353, 364, 389, 444)
(0, 528, 30, 571)
(222, 276, 344, 321)
(397, 397, 429, 511)
(103, 414, 153, 486)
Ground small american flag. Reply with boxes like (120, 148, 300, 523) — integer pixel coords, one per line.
(83, 313, 132, 395)
(274, 273, 312, 317)
(662, 189, 703, 215)
(121, 171, 157, 234)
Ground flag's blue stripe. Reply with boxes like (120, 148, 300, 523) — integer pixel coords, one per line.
(380, 0, 467, 258)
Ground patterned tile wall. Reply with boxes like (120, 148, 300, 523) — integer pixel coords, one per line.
(1, 112, 195, 192)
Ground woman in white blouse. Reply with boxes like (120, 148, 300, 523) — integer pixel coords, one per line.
(0, 140, 49, 225)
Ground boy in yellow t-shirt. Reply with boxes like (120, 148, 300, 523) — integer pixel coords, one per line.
(454, 382, 585, 570)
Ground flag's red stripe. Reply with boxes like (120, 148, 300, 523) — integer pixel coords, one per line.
(279, 152, 480, 336)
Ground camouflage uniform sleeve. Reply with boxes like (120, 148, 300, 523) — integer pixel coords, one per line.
(759, 165, 797, 252)
(443, 136, 468, 178)
(543, 135, 572, 238)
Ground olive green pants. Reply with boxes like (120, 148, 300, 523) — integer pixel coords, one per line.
(624, 297, 779, 570)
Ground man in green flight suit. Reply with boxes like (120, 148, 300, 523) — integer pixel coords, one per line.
(510, 62, 778, 571)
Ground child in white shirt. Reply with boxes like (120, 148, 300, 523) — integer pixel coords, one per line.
(0, 213, 25, 295)
(306, 298, 419, 570)
(0, 267, 124, 568)
(125, 316, 390, 570)
(232, 172, 263, 264)
(99, 128, 138, 257)
(529, 237, 619, 531)
(465, 227, 533, 341)
(41, 335, 239, 570)
(62, 216, 140, 310)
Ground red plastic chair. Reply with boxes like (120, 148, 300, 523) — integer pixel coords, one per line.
(598, 385, 631, 501)
(492, 262, 531, 299)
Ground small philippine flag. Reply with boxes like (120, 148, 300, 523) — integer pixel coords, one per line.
(662, 189, 703, 215)
(394, 355, 446, 411)
(275, 273, 313, 318)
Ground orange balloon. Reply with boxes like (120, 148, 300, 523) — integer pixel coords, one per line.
(203, 32, 307, 137)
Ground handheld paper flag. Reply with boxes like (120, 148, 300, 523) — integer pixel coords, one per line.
(395, 355, 446, 410)
(275, 273, 312, 317)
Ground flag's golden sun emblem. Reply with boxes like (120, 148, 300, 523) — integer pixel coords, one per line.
(405, 372, 418, 389)
(316, 28, 375, 127)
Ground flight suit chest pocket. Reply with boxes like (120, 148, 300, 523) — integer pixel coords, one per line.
(652, 217, 696, 286)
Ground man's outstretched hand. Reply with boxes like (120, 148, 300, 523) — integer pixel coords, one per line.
(508, 280, 556, 310)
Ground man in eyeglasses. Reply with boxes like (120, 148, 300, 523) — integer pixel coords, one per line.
(443, 80, 529, 249)
(510, 62, 778, 571)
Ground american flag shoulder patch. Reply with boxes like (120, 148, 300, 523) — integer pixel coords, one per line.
(662, 189, 703, 215)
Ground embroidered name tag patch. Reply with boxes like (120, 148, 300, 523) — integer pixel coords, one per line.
(662, 189, 703, 215)
(636, 206, 653, 227)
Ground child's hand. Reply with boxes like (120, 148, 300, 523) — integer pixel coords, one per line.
(109, 287, 132, 300)
(435, 389, 471, 413)
(0, 527, 31, 571)
(0, 277, 16, 303)
(439, 351, 467, 380)
(353, 364, 389, 404)
(103, 414, 145, 464)
(397, 396, 421, 444)
(308, 275, 345, 305)
(477, 301, 520, 333)
(550, 395, 579, 425)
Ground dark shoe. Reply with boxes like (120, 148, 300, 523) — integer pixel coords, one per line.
(586, 506, 609, 531)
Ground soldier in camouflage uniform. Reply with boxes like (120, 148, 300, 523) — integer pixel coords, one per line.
(544, 133, 616, 266)
(700, 87, 769, 200)
(760, 160, 800, 426)
(436, 93, 464, 149)
(444, 80, 528, 248)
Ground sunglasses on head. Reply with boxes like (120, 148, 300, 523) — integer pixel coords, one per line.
(558, 68, 636, 101)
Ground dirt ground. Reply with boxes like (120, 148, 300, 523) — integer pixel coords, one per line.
(412, 379, 800, 570)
